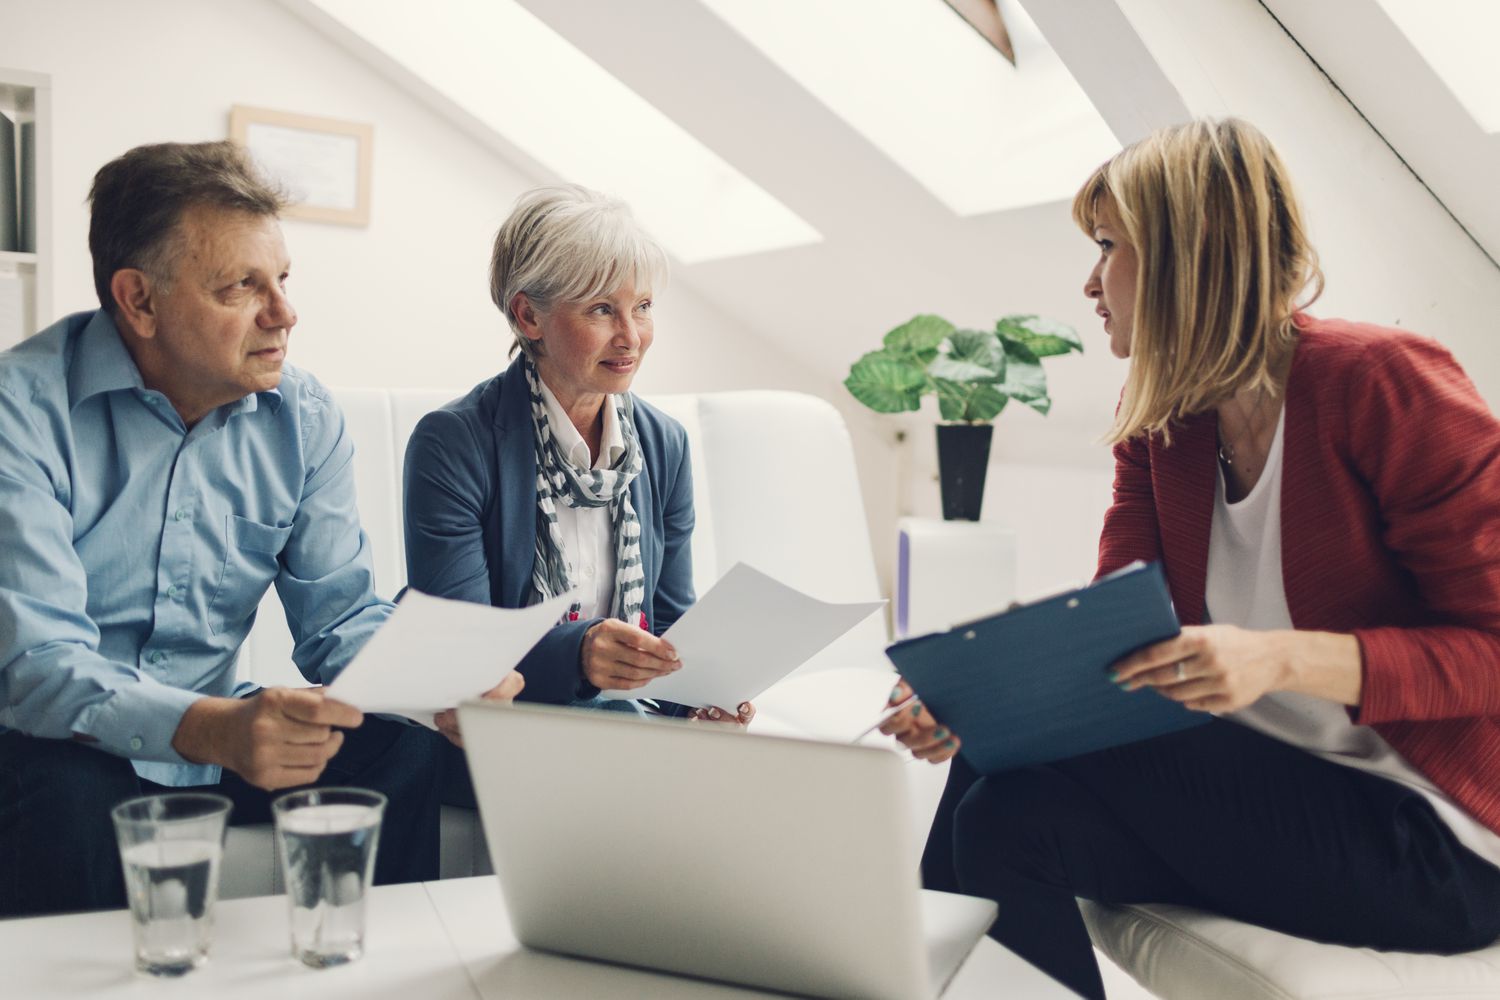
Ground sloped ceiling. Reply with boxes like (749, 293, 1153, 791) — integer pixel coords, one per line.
(1262, 0, 1500, 268)
(518, 0, 1109, 375)
(278, 0, 1135, 460)
(277, 0, 1500, 461)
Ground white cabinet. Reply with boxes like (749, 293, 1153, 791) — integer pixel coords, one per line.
(894, 517, 1018, 638)
(0, 67, 50, 350)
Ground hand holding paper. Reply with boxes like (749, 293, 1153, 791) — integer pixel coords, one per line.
(580, 617, 681, 692)
(327, 590, 576, 727)
(434, 670, 525, 748)
(601, 563, 885, 709)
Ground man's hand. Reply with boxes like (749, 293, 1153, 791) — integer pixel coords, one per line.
(581, 619, 681, 691)
(171, 687, 364, 791)
(435, 670, 526, 748)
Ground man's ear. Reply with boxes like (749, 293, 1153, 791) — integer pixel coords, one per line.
(110, 269, 158, 339)
(511, 292, 544, 344)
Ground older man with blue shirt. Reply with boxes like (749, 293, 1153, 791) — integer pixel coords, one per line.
(0, 141, 491, 918)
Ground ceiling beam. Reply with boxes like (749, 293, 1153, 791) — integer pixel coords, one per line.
(517, 0, 959, 242)
(1019, 0, 1190, 144)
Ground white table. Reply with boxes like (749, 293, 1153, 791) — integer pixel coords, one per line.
(0, 877, 1074, 998)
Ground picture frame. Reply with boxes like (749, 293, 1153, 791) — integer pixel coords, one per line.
(229, 105, 373, 226)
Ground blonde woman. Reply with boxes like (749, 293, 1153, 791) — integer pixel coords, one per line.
(887, 119, 1500, 998)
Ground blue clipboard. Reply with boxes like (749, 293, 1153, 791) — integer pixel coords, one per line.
(884, 562, 1208, 774)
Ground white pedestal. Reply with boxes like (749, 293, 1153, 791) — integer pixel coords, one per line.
(895, 517, 1017, 638)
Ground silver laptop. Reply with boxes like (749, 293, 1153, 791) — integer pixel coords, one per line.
(457, 701, 997, 1000)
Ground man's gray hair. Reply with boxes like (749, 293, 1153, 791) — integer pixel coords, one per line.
(489, 184, 669, 359)
(88, 141, 286, 313)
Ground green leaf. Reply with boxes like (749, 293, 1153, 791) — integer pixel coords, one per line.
(997, 344, 1051, 414)
(1022, 394, 1053, 416)
(962, 384, 1010, 422)
(934, 378, 1009, 422)
(945, 329, 1006, 378)
(932, 377, 973, 421)
(845, 350, 927, 413)
(882, 314, 953, 363)
(996, 314, 1083, 358)
(927, 356, 995, 383)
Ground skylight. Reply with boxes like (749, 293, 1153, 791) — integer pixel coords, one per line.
(1377, 0, 1500, 134)
(696, 0, 1119, 216)
(305, 0, 821, 263)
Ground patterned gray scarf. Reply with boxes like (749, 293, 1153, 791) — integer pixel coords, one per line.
(524, 355, 646, 627)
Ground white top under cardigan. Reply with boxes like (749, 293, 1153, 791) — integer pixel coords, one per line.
(1207, 407, 1500, 869)
(536, 380, 624, 620)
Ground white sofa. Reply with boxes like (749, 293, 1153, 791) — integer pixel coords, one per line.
(1082, 900, 1500, 999)
(221, 387, 929, 898)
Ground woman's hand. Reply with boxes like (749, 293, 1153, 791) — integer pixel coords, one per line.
(1111, 625, 1283, 713)
(436, 670, 526, 748)
(878, 679, 961, 764)
(686, 702, 755, 727)
(581, 619, 681, 691)
(1111, 625, 1362, 713)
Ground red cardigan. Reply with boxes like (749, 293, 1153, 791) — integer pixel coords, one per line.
(1097, 316, 1500, 835)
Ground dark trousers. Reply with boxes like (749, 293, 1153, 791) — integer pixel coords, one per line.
(438, 738, 477, 809)
(923, 719, 1500, 1000)
(0, 718, 445, 919)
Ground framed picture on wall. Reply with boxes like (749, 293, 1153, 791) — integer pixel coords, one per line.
(229, 105, 373, 226)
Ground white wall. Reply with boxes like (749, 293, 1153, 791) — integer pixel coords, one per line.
(0, 0, 909, 598)
(0, 0, 832, 393)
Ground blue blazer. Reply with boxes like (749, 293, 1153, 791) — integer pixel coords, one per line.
(402, 356, 696, 705)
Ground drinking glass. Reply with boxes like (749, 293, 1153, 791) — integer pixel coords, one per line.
(111, 793, 233, 976)
(272, 787, 386, 968)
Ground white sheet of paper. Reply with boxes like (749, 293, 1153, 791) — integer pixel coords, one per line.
(601, 563, 885, 709)
(327, 590, 575, 727)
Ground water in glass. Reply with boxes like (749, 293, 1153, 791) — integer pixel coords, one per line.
(120, 838, 220, 974)
(278, 802, 382, 967)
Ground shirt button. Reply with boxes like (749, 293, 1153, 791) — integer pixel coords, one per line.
(166, 584, 182, 599)
(129, 737, 144, 751)
(174, 509, 190, 522)
(148, 651, 166, 665)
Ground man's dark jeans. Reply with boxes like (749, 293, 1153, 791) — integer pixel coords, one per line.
(0, 718, 444, 918)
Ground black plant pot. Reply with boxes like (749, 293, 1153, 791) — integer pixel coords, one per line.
(936, 423, 993, 521)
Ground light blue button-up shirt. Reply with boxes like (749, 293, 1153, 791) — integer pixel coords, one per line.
(0, 311, 394, 786)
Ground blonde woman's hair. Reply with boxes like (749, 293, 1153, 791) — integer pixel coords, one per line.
(489, 184, 669, 359)
(1072, 118, 1323, 443)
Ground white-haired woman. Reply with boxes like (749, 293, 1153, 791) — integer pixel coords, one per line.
(404, 184, 752, 753)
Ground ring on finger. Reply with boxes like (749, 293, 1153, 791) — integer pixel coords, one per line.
(1175, 660, 1187, 681)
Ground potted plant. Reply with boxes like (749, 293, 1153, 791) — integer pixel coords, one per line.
(844, 313, 1082, 520)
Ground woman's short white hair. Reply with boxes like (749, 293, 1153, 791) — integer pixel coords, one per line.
(489, 184, 669, 359)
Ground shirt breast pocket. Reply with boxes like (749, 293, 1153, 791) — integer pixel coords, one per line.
(208, 515, 294, 635)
